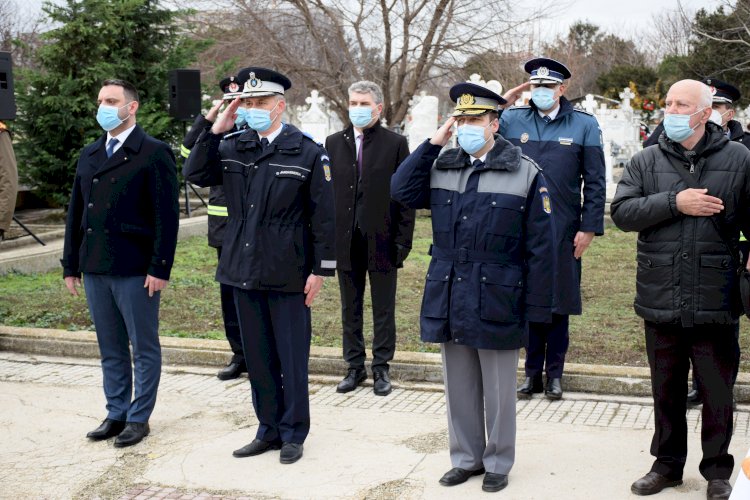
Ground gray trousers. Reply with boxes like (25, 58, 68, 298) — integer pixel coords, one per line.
(441, 342, 519, 475)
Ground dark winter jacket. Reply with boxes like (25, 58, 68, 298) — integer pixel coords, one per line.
(611, 122, 750, 326)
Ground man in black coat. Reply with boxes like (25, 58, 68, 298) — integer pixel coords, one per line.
(62, 79, 180, 448)
(181, 75, 246, 380)
(325, 81, 415, 396)
(612, 79, 750, 499)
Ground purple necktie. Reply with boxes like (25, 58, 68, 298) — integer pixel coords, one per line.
(357, 134, 363, 176)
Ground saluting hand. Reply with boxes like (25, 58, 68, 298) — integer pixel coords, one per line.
(676, 188, 724, 217)
(304, 274, 324, 307)
(430, 117, 456, 147)
(502, 82, 531, 108)
(205, 100, 224, 123)
(211, 97, 242, 135)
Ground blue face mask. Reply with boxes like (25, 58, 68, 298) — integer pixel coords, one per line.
(96, 103, 130, 131)
(663, 107, 705, 142)
(247, 101, 280, 132)
(234, 108, 248, 128)
(531, 87, 557, 111)
(457, 124, 489, 155)
(349, 106, 374, 128)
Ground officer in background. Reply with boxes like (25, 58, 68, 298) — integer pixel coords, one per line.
(183, 67, 336, 465)
(0, 119, 17, 240)
(182, 75, 247, 380)
(391, 81, 553, 493)
(501, 58, 606, 400)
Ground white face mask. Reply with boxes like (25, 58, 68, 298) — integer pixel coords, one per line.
(709, 109, 730, 127)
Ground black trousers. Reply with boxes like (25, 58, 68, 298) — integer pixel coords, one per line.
(525, 314, 569, 378)
(338, 228, 397, 371)
(645, 321, 737, 480)
(234, 289, 311, 444)
(216, 247, 244, 366)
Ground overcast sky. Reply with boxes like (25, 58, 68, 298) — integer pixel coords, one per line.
(22, 0, 728, 39)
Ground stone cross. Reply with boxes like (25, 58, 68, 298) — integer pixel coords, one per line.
(583, 94, 597, 114)
(468, 73, 484, 84)
(619, 88, 635, 109)
(305, 89, 324, 108)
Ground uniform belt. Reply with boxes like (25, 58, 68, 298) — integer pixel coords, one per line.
(429, 245, 509, 264)
(207, 204, 228, 217)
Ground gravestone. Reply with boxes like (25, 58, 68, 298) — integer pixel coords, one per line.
(406, 91, 439, 151)
(298, 90, 330, 144)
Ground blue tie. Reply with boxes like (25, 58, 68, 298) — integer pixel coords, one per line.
(472, 159, 484, 168)
(260, 137, 269, 150)
(106, 138, 119, 158)
(542, 115, 551, 124)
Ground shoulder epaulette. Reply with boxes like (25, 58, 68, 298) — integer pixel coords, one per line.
(507, 105, 531, 111)
(301, 131, 323, 146)
(222, 129, 245, 140)
(573, 108, 595, 117)
(521, 153, 542, 171)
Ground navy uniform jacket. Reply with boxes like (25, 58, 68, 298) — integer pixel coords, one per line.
(62, 125, 180, 280)
(391, 136, 554, 350)
(183, 123, 336, 292)
(500, 97, 605, 315)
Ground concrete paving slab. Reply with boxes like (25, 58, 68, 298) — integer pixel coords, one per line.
(1, 351, 749, 500)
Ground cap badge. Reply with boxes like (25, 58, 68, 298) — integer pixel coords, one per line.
(521, 132, 529, 143)
(537, 66, 549, 77)
(249, 72, 262, 88)
(228, 82, 240, 92)
(458, 94, 475, 106)
(710, 86, 717, 95)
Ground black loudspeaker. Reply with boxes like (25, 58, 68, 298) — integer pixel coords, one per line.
(0, 52, 16, 121)
(168, 69, 201, 121)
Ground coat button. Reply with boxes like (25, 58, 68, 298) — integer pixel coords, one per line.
(250, 204, 254, 208)
(722, 259, 728, 267)
(245, 243, 249, 247)
(243, 282, 247, 287)
(87, 228, 93, 233)
(491, 201, 496, 206)
(110, 177, 116, 183)
(520, 205, 525, 210)
(93, 178, 99, 184)
(444, 275, 449, 279)
(88, 203, 93, 208)
(681, 252, 689, 260)
(162, 259, 166, 265)
(457, 277, 462, 282)
(446, 199, 451, 203)
(482, 276, 486, 281)
(462, 216, 467, 220)
(647, 259, 652, 266)
(681, 301, 688, 308)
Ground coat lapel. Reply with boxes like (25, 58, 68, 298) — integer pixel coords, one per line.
(94, 125, 146, 175)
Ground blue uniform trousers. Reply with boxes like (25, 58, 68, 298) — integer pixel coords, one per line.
(525, 314, 569, 379)
(234, 288, 311, 444)
(83, 273, 162, 423)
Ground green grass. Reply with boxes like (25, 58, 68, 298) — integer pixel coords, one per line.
(2, 215, 749, 368)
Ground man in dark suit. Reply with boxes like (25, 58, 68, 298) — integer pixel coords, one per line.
(325, 81, 415, 396)
(62, 79, 180, 448)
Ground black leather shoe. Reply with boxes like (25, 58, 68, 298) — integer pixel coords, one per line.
(482, 473, 509, 492)
(233, 438, 281, 457)
(336, 368, 366, 393)
(517, 375, 543, 399)
(280, 442, 303, 464)
(631, 472, 682, 495)
(217, 361, 246, 380)
(707, 479, 732, 499)
(373, 369, 392, 396)
(113, 422, 150, 448)
(86, 418, 126, 441)
(438, 467, 485, 486)
(686, 388, 703, 407)
(545, 377, 563, 400)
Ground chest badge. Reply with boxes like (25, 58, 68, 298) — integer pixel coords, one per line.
(520, 132, 529, 144)
(323, 164, 332, 182)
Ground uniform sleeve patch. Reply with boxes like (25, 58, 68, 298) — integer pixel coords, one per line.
(539, 187, 552, 214)
(323, 164, 332, 181)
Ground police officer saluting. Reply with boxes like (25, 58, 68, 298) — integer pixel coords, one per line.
(391, 81, 554, 493)
(501, 58, 606, 400)
(183, 68, 336, 464)
(181, 75, 247, 380)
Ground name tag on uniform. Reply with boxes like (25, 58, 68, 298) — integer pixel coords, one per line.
(559, 137, 573, 146)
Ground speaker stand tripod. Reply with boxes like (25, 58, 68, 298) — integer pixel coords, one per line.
(8, 215, 46, 246)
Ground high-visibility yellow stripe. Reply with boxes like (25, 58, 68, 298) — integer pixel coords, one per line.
(207, 205, 228, 216)
(180, 144, 191, 158)
(741, 234, 747, 242)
